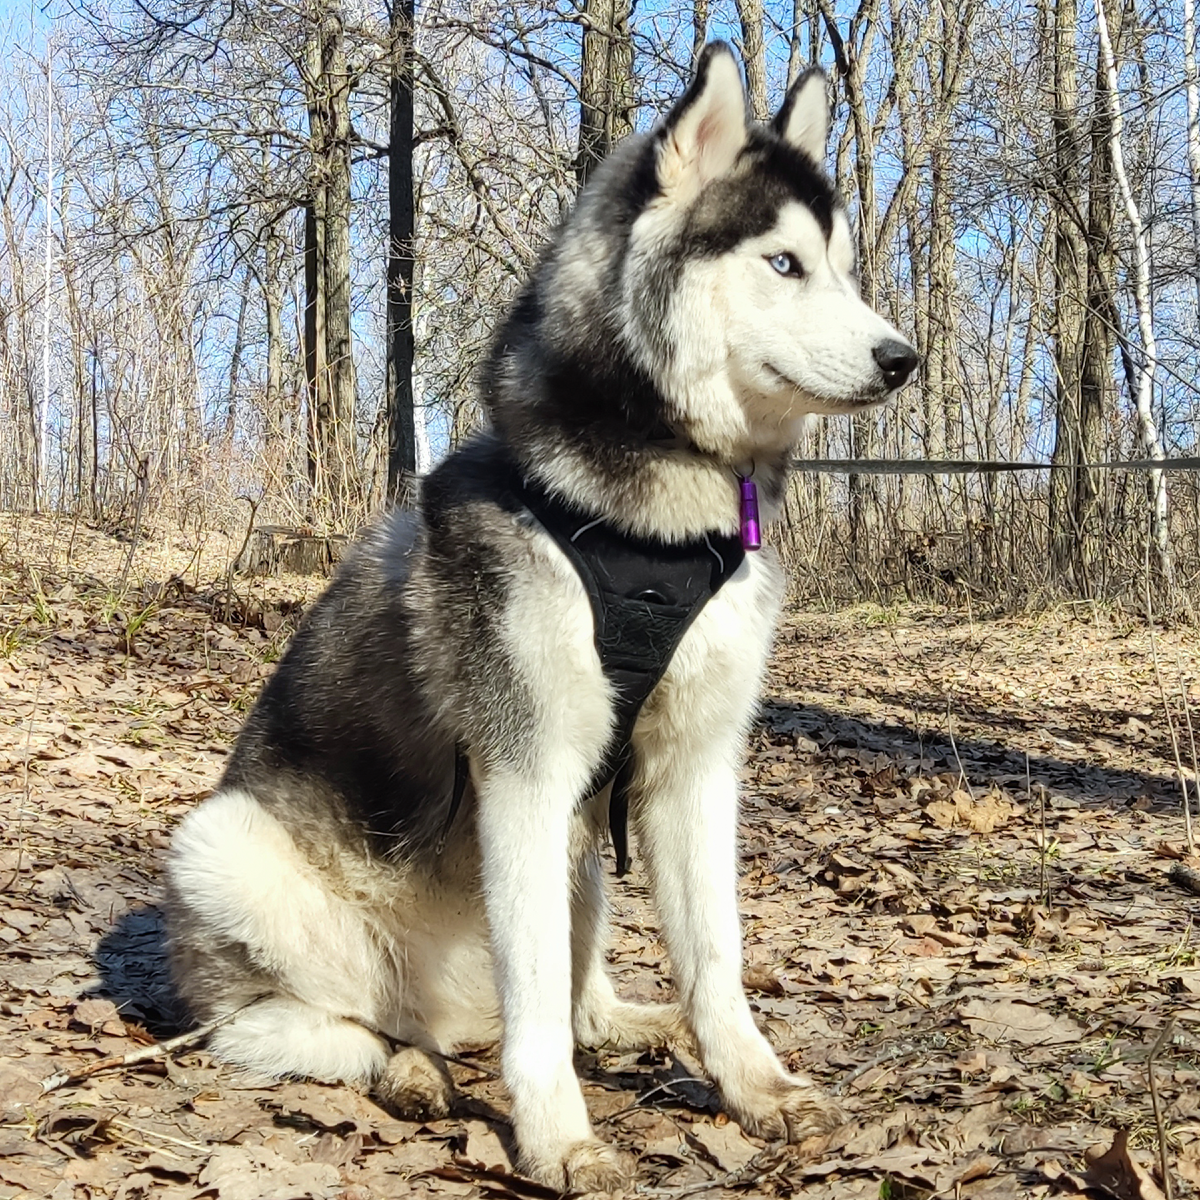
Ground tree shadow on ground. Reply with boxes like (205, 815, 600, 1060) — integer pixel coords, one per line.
(759, 697, 1188, 812)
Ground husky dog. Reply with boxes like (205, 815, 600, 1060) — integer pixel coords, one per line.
(167, 44, 916, 1193)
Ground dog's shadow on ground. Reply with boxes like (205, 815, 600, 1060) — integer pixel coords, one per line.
(93, 904, 187, 1036)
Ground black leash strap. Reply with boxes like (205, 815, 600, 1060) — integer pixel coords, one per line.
(435, 748, 470, 855)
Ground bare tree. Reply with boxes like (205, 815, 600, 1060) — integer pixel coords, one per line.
(386, 0, 417, 507)
(1096, 0, 1169, 579)
(0, 0, 1189, 605)
(303, 5, 360, 524)
(577, 0, 634, 185)
(1047, 0, 1088, 582)
(735, 0, 769, 121)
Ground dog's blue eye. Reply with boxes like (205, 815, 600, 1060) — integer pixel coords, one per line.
(768, 253, 803, 278)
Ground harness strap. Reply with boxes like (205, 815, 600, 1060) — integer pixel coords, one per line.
(519, 473, 744, 874)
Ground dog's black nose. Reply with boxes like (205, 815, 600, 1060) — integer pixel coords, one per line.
(872, 339, 919, 389)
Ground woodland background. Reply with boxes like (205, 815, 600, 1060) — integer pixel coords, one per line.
(1, 0, 1199, 608)
(2, 6, 1200, 1197)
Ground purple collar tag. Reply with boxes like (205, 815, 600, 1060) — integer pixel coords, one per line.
(738, 475, 761, 551)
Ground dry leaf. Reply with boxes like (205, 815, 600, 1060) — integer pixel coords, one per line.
(959, 997, 1083, 1046)
(688, 1119, 760, 1171)
(459, 1121, 512, 1171)
(197, 1145, 342, 1200)
(5, 546, 1200, 1200)
(965, 791, 1016, 834)
(71, 997, 126, 1037)
(1083, 1130, 1166, 1200)
(1178, 1140, 1200, 1186)
(744, 963, 786, 996)
(954, 1153, 1000, 1185)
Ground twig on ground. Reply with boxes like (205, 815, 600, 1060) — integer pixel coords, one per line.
(634, 1076, 712, 1109)
(946, 696, 975, 801)
(1176, 664, 1198, 856)
(222, 495, 260, 624)
(2, 671, 44, 894)
(41, 1003, 258, 1093)
(360, 1019, 502, 1078)
(435, 1049, 501, 1078)
(115, 453, 150, 599)
(1024, 754, 1051, 906)
(1146, 1016, 1177, 1200)
(1146, 576, 1193, 849)
(598, 1075, 714, 1124)
(833, 1042, 921, 1095)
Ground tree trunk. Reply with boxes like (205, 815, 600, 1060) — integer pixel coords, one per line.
(225, 269, 251, 445)
(1075, 4, 1118, 596)
(1047, 0, 1087, 583)
(692, 0, 709, 66)
(1095, 0, 1169, 581)
(386, 0, 417, 508)
(735, 0, 769, 120)
(322, 10, 357, 516)
(304, 194, 327, 496)
(576, 0, 634, 186)
(787, 0, 807, 86)
(819, 0, 881, 562)
(263, 223, 283, 449)
(303, 4, 358, 528)
(237, 525, 350, 576)
(1186, 0, 1200, 313)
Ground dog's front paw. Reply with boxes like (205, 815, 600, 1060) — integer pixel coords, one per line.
(521, 1138, 634, 1195)
(726, 1075, 845, 1142)
(373, 1046, 454, 1120)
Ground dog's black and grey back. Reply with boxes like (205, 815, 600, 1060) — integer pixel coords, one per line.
(166, 43, 916, 1193)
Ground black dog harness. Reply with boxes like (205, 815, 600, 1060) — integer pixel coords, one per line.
(438, 469, 745, 875)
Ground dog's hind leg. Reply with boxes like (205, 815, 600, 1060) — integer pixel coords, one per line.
(570, 812, 684, 1051)
(167, 790, 417, 1095)
(206, 996, 391, 1083)
(206, 998, 452, 1118)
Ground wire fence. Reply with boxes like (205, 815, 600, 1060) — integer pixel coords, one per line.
(779, 457, 1200, 612)
(792, 457, 1200, 474)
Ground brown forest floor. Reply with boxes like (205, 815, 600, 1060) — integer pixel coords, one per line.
(1, 512, 1199, 1200)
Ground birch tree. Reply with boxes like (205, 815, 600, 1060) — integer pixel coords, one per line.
(1184, 0, 1200, 311)
(1094, 0, 1169, 579)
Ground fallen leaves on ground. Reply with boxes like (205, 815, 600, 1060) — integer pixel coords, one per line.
(2, 517, 1200, 1198)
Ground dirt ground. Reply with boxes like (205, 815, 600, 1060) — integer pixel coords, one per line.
(1, 512, 1199, 1200)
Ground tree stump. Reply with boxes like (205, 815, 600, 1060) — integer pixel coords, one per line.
(236, 526, 350, 577)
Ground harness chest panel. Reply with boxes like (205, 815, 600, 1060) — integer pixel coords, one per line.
(515, 474, 745, 874)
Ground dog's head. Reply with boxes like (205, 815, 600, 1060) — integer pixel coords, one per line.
(615, 43, 917, 456)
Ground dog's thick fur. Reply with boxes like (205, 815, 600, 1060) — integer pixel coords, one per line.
(167, 45, 916, 1192)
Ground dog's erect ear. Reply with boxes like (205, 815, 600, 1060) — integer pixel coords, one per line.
(656, 42, 748, 199)
(772, 68, 828, 162)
